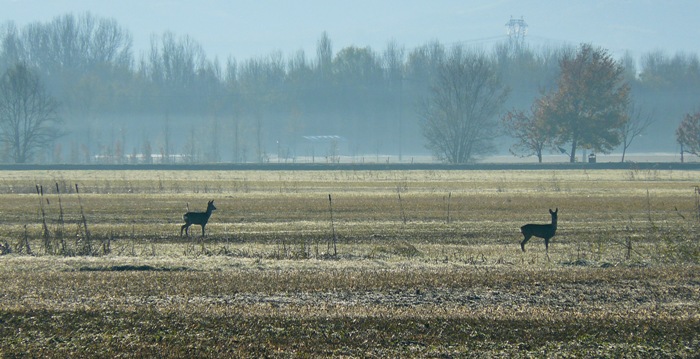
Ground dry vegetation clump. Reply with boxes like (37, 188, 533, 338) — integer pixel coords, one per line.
(0, 169, 699, 357)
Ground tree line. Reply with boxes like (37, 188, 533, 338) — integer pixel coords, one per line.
(1, 12, 699, 164)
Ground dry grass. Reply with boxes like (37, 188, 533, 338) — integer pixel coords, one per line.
(0, 169, 699, 357)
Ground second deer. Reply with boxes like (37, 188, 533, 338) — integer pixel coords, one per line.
(520, 208, 558, 252)
(180, 200, 217, 237)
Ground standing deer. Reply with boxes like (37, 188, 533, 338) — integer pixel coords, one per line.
(520, 208, 558, 252)
(180, 200, 216, 237)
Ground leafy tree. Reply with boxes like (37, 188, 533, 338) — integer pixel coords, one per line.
(333, 46, 383, 90)
(501, 102, 551, 162)
(639, 50, 700, 90)
(676, 112, 700, 161)
(332, 46, 383, 128)
(419, 46, 509, 163)
(405, 41, 445, 89)
(539, 43, 630, 162)
(315, 31, 333, 82)
(0, 64, 63, 163)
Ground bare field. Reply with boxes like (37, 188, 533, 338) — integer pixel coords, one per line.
(0, 169, 699, 357)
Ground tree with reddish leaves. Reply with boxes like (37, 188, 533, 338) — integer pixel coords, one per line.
(501, 101, 552, 163)
(676, 112, 700, 162)
(539, 44, 630, 163)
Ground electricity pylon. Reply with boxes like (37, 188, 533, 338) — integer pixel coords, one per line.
(505, 16, 528, 48)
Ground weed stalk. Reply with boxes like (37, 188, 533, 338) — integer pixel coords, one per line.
(20, 224, 32, 255)
(695, 185, 700, 223)
(398, 191, 407, 225)
(55, 182, 66, 254)
(328, 194, 337, 256)
(36, 184, 51, 253)
(75, 183, 92, 255)
(446, 192, 452, 224)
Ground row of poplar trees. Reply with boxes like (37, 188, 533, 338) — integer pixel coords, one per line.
(1, 13, 699, 163)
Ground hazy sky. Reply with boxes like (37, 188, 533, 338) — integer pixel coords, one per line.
(2, 0, 699, 62)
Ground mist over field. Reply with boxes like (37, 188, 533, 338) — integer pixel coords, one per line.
(1, 1, 699, 164)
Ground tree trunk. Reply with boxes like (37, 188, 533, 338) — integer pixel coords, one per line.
(680, 144, 684, 163)
(569, 140, 577, 163)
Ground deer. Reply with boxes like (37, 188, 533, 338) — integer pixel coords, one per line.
(180, 200, 216, 237)
(520, 208, 558, 252)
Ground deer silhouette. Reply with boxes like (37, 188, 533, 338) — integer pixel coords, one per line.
(180, 200, 216, 237)
(520, 208, 557, 252)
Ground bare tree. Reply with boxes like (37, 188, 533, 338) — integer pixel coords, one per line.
(676, 112, 700, 162)
(0, 64, 63, 163)
(620, 103, 654, 162)
(419, 46, 509, 163)
(162, 113, 172, 163)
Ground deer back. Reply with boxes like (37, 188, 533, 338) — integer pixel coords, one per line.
(183, 200, 216, 224)
(521, 208, 558, 239)
(184, 211, 210, 225)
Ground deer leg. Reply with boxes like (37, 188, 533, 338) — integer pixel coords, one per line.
(521, 234, 532, 252)
(545, 237, 550, 252)
(201, 224, 206, 237)
(180, 224, 188, 237)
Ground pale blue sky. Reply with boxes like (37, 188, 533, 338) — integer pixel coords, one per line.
(2, 0, 698, 61)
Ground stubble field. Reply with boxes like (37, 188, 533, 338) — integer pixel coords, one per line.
(0, 168, 699, 357)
